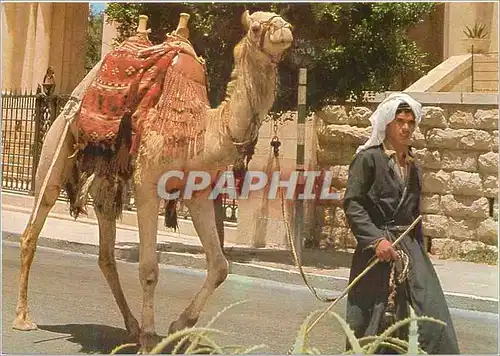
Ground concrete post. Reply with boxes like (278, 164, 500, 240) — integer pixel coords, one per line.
(1, 3, 16, 90)
(32, 3, 53, 90)
(21, 3, 37, 91)
(294, 68, 307, 264)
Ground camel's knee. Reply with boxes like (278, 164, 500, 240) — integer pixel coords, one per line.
(98, 255, 116, 271)
(208, 257, 228, 288)
(37, 186, 60, 208)
(139, 263, 159, 288)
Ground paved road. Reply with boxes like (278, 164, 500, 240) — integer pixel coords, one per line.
(2, 242, 498, 354)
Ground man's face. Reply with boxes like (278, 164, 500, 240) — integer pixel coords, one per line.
(386, 108, 416, 147)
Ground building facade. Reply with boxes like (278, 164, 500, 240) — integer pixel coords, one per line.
(1, 2, 88, 94)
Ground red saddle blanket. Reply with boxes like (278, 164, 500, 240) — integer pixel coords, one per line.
(76, 33, 209, 157)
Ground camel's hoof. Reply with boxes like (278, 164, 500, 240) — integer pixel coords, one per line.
(168, 316, 197, 335)
(125, 317, 141, 342)
(138, 332, 162, 354)
(167, 320, 184, 335)
(12, 317, 38, 331)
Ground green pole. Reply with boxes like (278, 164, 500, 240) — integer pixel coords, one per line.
(295, 68, 307, 264)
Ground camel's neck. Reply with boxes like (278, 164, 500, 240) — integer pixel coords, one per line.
(213, 39, 277, 142)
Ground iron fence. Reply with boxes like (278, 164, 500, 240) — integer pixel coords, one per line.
(1, 90, 238, 222)
(1, 90, 69, 194)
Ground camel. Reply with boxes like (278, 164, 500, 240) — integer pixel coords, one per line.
(12, 10, 293, 351)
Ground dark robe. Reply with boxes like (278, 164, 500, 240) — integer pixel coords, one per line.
(343, 145, 460, 354)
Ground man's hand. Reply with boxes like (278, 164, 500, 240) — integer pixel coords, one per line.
(375, 239, 399, 262)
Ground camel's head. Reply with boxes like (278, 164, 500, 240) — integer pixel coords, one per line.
(241, 10, 293, 65)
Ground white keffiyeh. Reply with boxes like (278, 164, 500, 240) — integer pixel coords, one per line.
(356, 93, 422, 154)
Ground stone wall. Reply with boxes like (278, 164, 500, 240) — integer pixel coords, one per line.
(316, 99, 498, 258)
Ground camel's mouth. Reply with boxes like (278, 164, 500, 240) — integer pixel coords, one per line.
(266, 24, 293, 64)
(269, 26, 293, 48)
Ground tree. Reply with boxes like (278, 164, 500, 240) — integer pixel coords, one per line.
(105, 3, 435, 111)
(85, 4, 104, 73)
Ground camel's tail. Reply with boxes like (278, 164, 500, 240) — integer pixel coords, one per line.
(164, 199, 179, 230)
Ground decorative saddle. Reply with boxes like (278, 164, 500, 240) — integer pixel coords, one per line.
(76, 29, 210, 164)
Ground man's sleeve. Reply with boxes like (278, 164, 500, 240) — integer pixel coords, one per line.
(343, 151, 384, 250)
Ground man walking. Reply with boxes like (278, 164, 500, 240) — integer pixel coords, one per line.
(343, 93, 460, 354)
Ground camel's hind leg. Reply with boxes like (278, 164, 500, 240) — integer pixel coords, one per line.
(134, 180, 162, 351)
(214, 197, 225, 250)
(93, 203, 140, 341)
(12, 118, 76, 331)
(168, 198, 228, 333)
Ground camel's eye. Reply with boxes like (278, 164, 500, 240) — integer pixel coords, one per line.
(251, 22, 261, 33)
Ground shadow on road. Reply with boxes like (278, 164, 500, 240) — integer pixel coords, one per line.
(153, 241, 354, 270)
(37, 324, 139, 354)
(225, 247, 353, 269)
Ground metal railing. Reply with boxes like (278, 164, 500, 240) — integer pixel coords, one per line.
(1, 90, 238, 222)
(1, 90, 69, 194)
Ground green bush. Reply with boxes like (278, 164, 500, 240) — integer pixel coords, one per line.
(463, 23, 488, 39)
(111, 300, 445, 354)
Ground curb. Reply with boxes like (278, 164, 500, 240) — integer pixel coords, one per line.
(3, 232, 497, 314)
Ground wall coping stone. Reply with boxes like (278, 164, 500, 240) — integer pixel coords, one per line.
(357, 91, 498, 106)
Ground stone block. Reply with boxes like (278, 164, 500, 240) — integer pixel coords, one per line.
(348, 107, 372, 126)
(422, 170, 450, 194)
(426, 128, 491, 150)
(322, 205, 335, 225)
(317, 146, 356, 167)
(422, 214, 449, 238)
(334, 207, 348, 227)
(448, 110, 475, 129)
(410, 127, 426, 149)
(492, 131, 498, 152)
(329, 165, 350, 188)
(460, 240, 487, 255)
(317, 105, 348, 125)
(430, 238, 460, 257)
(421, 194, 441, 214)
(323, 227, 356, 249)
(476, 218, 498, 245)
(420, 107, 447, 128)
(440, 150, 477, 172)
(478, 152, 498, 175)
(447, 217, 480, 241)
(483, 175, 498, 198)
(449, 171, 483, 196)
(440, 194, 489, 219)
(487, 245, 499, 253)
(318, 125, 370, 147)
(414, 148, 441, 170)
(474, 109, 499, 130)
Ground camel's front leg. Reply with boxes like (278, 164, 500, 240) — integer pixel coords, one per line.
(134, 181, 162, 351)
(168, 197, 228, 333)
(13, 116, 76, 331)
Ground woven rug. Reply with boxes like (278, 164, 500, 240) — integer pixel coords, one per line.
(75, 33, 210, 170)
(68, 33, 210, 219)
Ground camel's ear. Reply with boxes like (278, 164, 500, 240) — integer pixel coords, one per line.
(241, 10, 252, 30)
